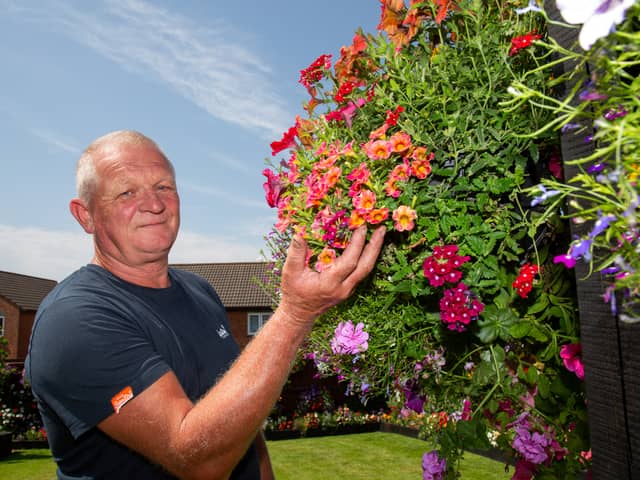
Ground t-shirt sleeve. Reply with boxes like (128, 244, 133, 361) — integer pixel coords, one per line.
(28, 296, 171, 439)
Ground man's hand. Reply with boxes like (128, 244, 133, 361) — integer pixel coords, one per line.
(277, 226, 386, 325)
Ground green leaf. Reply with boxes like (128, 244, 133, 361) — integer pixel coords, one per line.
(476, 306, 518, 343)
(466, 235, 485, 256)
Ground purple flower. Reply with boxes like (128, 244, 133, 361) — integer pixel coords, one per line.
(579, 87, 608, 102)
(587, 162, 607, 174)
(561, 122, 581, 133)
(570, 238, 593, 261)
(330, 320, 369, 355)
(589, 213, 616, 238)
(422, 450, 446, 480)
(530, 184, 561, 207)
(516, 0, 542, 14)
(604, 105, 628, 121)
(512, 425, 551, 464)
(403, 380, 426, 413)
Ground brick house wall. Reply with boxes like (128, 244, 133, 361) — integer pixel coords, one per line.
(0, 296, 21, 361)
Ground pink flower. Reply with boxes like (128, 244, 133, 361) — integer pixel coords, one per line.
(330, 320, 369, 354)
(363, 139, 392, 160)
(392, 205, 417, 232)
(353, 190, 377, 212)
(262, 168, 286, 208)
(560, 343, 584, 380)
(315, 247, 337, 272)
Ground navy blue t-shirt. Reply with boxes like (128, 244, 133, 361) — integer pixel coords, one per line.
(26, 265, 260, 479)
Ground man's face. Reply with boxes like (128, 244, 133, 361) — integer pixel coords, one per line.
(88, 142, 180, 267)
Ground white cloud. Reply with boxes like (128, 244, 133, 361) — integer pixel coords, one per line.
(0, 224, 266, 282)
(13, 0, 292, 137)
(0, 225, 93, 281)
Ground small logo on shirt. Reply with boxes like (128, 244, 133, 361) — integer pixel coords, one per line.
(111, 386, 134, 414)
(216, 325, 230, 339)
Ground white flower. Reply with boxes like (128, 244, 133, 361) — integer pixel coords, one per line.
(556, 0, 637, 50)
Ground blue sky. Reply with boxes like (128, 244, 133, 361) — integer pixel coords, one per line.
(0, 0, 381, 281)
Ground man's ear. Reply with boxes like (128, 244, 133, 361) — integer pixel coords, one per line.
(69, 198, 95, 234)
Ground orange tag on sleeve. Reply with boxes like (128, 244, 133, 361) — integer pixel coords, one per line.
(111, 386, 134, 414)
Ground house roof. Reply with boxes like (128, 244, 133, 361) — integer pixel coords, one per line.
(171, 262, 277, 309)
(0, 271, 57, 311)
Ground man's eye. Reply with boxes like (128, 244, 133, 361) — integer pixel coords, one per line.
(119, 190, 133, 198)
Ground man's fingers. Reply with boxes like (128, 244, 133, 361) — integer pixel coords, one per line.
(332, 227, 367, 274)
(341, 226, 386, 289)
(283, 233, 309, 275)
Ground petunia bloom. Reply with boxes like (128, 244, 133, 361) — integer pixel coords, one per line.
(422, 450, 447, 480)
(330, 320, 369, 354)
(270, 126, 298, 156)
(556, 0, 636, 50)
(560, 343, 585, 380)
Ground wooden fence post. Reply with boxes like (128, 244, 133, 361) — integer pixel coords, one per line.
(545, 4, 639, 478)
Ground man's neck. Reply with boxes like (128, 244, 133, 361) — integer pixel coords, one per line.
(92, 256, 171, 289)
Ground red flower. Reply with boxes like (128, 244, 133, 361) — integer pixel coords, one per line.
(299, 54, 332, 93)
(270, 126, 298, 156)
(512, 263, 539, 298)
(509, 31, 542, 56)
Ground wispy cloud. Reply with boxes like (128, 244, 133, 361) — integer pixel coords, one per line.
(30, 128, 81, 154)
(0, 224, 265, 281)
(15, 0, 292, 138)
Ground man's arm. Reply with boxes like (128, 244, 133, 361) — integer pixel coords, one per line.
(98, 226, 385, 480)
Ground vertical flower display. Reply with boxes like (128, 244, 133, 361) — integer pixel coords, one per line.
(261, 1, 596, 477)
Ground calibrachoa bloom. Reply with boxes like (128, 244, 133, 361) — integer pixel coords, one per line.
(513, 263, 540, 298)
(330, 320, 369, 355)
(392, 205, 417, 231)
(422, 450, 446, 480)
(315, 247, 337, 272)
(560, 343, 585, 380)
(423, 245, 471, 287)
(439, 283, 485, 332)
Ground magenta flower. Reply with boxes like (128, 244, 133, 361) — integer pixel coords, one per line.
(422, 450, 446, 480)
(330, 320, 369, 355)
(560, 343, 585, 380)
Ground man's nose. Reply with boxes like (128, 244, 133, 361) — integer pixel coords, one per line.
(139, 189, 165, 212)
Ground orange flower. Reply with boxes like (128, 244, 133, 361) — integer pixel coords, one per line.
(315, 247, 337, 272)
(348, 210, 367, 229)
(389, 131, 412, 154)
(410, 158, 432, 179)
(366, 208, 389, 224)
(392, 205, 417, 231)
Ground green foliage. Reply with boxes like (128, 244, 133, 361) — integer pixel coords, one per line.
(262, 0, 592, 477)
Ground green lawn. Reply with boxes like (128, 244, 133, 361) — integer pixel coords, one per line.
(0, 432, 511, 479)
